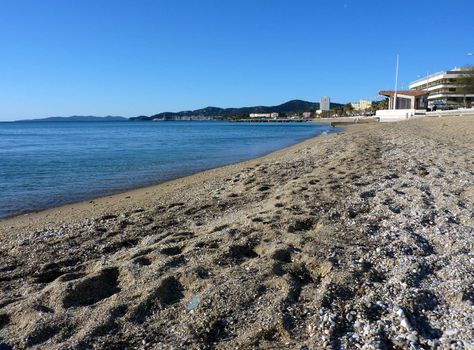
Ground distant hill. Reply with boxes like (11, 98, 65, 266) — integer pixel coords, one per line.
(16, 116, 128, 122)
(131, 100, 343, 121)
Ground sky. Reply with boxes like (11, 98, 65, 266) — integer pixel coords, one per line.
(0, 0, 473, 120)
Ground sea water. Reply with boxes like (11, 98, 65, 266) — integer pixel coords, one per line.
(0, 120, 335, 218)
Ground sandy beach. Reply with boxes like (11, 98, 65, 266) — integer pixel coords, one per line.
(0, 116, 473, 349)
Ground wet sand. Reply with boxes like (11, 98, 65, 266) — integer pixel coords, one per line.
(0, 116, 473, 349)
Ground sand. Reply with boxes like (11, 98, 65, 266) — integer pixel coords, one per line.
(0, 116, 473, 349)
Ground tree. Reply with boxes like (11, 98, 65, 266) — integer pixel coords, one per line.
(372, 98, 388, 110)
(344, 103, 355, 114)
(319, 110, 331, 118)
(331, 107, 344, 117)
(457, 66, 474, 107)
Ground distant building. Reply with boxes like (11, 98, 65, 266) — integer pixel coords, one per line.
(320, 97, 330, 111)
(302, 112, 311, 118)
(409, 67, 474, 108)
(249, 112, 279, 118)
(359, 99, 373, 110)
(351, 102, 360, 110)
(351, 99, 373, 111)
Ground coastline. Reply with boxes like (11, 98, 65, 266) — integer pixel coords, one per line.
(0, 120, 334, 221)
(0, 124, 336, 225)
(0, 116, 473, 349)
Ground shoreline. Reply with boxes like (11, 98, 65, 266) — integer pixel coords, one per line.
(0, 128, 341, 233)
(0, 116, 473, 349)
(0, 122, 335, 222)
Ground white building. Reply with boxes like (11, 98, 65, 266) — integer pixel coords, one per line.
(351, 99, 373, 111)
(359, 99, 373, 110)
(320, 97, 330, 111)
(409, 67, 474, 108)
(249, 112, 279, 118)
(376, 90, 428, 122)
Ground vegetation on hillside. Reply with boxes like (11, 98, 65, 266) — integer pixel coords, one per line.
(131, 100, 344, 121)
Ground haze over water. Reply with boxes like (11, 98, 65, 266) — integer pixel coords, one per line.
(0, 120, 335, 218)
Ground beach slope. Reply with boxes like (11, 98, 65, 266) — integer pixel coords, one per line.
(0, 117, 473, 349)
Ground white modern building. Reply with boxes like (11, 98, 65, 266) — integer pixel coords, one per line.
(320, 97, 330, 111)
(376, 90, 429, 122)
(409, 67, 474, 108)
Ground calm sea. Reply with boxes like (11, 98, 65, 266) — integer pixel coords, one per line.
(0, 120, 335, 218)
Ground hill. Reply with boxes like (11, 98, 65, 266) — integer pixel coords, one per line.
(16, 116, 128, 122)
(131, 100, 343, 121)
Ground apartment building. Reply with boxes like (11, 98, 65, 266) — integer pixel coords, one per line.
(409, 67, 474, 108)
(351, 99, 373, 111)
(320, 97, 330, 111)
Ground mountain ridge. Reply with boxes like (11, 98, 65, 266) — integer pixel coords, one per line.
(15, 116, 128, 122)
(131, 99, 343, 120)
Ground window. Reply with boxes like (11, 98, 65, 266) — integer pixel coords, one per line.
(396, 97, 412, 109)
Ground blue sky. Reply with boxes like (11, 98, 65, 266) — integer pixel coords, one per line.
(0, 0, 473, 120)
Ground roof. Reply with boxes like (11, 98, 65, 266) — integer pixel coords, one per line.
(379, 90, 429, 97)
(410, 66, 474, 85)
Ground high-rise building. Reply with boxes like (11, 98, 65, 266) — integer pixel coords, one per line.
(320, 97, 330, 111)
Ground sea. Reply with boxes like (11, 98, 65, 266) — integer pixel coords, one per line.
(0, 120, 336, 219)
